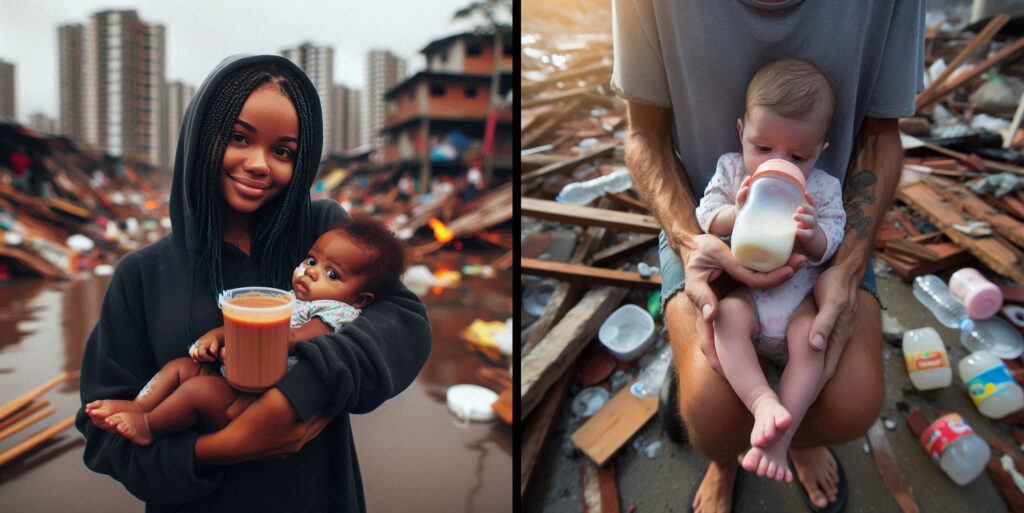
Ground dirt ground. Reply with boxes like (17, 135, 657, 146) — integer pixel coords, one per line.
(524, 261, 1016, 512)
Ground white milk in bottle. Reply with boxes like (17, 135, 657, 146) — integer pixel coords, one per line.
(902, 327, 952, 390)
(731, 159, 806, 272)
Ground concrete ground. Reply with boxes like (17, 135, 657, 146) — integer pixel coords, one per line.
(523, 261, 1016, 512)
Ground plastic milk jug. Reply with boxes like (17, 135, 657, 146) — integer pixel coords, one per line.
(902, 327, 952, 390)
(958, 351, 1024, 418)
(920, 413, 990, 485)
(948, 267, 1003, 320)
(731, 159, 807, 272)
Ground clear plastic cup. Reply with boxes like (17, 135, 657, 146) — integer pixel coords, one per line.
(218, 287, 294, 392)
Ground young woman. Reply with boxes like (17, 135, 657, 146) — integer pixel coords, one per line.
(75, 54, 431, 512)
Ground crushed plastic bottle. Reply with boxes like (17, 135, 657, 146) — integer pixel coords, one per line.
(556, 168, 633, 206)
(630, 344, 672, 398)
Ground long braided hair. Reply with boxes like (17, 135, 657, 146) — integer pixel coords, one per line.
(190, 62, 319, 296)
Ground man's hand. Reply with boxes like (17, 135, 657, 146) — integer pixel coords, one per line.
(194, 388, 332, 467)
(809, 263, 864, 383)
(682, 233, 806, 374)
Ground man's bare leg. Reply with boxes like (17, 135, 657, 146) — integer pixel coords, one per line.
(667, 293, 751, 513)
(790, 289, 883, 509)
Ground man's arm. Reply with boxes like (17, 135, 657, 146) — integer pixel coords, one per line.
(809, 117, 903, 366)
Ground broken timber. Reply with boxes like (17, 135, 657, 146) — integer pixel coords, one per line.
(521, 285, 629, 419)
(590, 234, 658, 267)
(917, 35, 1024, 111)
(521, 198, 661, 234)
(923, 176, 1024, 249)
(521, 258, 661, 290)
(867, 418, 920, 513)
(521, 358, 580, 498)
(521, 145, 617, 183)
(897, 181, 1024, 283)
(581, 462, 621, 513)
(571, 378, 658, 466)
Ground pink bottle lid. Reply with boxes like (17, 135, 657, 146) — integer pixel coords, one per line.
(949, 268, 1003, 320)
(752, 159, 806, 193)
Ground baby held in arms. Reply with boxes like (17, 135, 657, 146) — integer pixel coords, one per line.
(85, 217, 406, 445)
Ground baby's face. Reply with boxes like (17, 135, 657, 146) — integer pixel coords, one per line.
(738, 105, 828, 178)
(292, 231, 374, 307)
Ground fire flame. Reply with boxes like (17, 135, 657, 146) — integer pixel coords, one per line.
(429, 218, 454, 243)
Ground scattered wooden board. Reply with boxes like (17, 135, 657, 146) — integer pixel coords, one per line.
(924, 177, 1024, 249)
(590, 234, 659, 268)
(897, 181, 1024, 283)
(522, 359, 580, 498)
(917, 36, 1024, 111)
(571, 378, 658, 466)
(521, 145, 618, 183)
(521, 286, 628, 419)
(867, 418, 919, 513)
(521, 258, 661, 290)
(521, 198, 661, 234)
(581, 462, 621, 513)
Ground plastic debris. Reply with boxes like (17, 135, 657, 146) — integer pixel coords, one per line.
(571, 387, 610, 418)
(446, 384, 498, 422)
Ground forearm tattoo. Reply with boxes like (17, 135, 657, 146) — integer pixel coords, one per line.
(843, 169, 876, 240)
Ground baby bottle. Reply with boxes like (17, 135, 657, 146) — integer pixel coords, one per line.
(948, 268, 1003, 320)
(731, 159, 807, 272)
(902, 327, 952, 390)
(958, 350, 1024, 418)
(920, 413, 990, 485)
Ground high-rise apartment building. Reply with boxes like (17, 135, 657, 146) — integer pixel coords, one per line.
(331, 84, 361, 154)
(282, 42, 333, 160)
(28, 113, 60, 135)
(59, 10, 166, 166)
(0, 59, 15, 122)
(165, 81, 195, 168)
(362, 49, 405, 151)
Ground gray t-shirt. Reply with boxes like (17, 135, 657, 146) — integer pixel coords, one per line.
(611, 0, 925, 197)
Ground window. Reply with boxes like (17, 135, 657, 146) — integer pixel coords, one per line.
(466, 44, 482, 56)
(503, 44, 513, 56)
(430, 84, 445, 97)
(464, 86, 478, 98)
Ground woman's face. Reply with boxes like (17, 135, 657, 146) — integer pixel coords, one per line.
(220, 84, 299, 214)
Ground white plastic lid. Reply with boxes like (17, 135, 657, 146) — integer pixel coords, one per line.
(446, 384, 498, 422)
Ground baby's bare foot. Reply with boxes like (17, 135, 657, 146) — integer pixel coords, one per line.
(85, 400, 140, 432)
(749, 394, 791, 448)
(742, 445, 793, 482)
(106, 412, 154, 445)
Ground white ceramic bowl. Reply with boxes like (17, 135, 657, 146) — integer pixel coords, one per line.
(599, 304, 655, 361)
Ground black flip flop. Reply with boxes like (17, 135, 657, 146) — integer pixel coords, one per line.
(792, 447, 848, 513)
(687, 463, 744, 513)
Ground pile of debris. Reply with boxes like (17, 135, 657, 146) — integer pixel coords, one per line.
(522, 5, 1024, 512)
(0, 123, 170, 280)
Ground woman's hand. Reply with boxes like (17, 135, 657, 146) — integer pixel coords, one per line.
(680, 233, 806, 374)
(194, 387, 331, 467)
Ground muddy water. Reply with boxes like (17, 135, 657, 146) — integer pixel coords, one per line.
(0, 250, 511, 513)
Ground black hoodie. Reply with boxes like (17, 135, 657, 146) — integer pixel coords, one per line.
(75, 54, 431, 512)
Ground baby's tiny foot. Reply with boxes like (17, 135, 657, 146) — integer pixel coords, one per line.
(742, 446, 793, 482)
(106, 412, 154, 446)
(750, 396, 791, 448)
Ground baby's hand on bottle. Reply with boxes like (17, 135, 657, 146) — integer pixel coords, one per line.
(735, 175, 753, 210)
(189, 334, 221, 362)
(794, 193, 819, 241)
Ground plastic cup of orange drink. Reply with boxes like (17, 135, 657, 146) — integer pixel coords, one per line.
(218, 287, 294, 392)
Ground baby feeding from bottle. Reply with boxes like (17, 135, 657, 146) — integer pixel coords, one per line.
(694, 57, 846, 482)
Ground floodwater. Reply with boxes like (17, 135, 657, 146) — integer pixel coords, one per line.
(0, 249, 512, 513)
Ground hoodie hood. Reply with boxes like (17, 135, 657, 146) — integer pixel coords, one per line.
(169, 54, 323, 254)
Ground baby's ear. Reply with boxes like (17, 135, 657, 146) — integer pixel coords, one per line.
(352, 292, 375, 309)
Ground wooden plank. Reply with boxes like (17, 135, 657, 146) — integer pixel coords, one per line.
(521, 258, 661, 290)
(867, 418, 920, 513)
(591, 234, 659, 268)
(876, 241, 972, 282)
(924, 177, 1024, 249)
(986, 456, 1024, 513)
(522, 63, 613, 97)
(897, 181, 1024, 283)
(521, 145, 617, 182)
(571, 378, 659, 466)
(916, 14, 1011, 109)
(521, 198, 661, 234)
(521, 358, 580, 498)
(521, 286, 628, 418)
(521, 98, 586, 149)
(521, 153, 565, 172)
(521, 84, 601, 110)
(885, 238, 939, 262)
(604, 191, 648, 213)
(987, 193, 1024, 221)
(581, 462, 621, 513)
(917, 36, 1024, 111)
(917, 140, 1024, 176)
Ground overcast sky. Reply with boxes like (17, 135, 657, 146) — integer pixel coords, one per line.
(0, 0, 499, 121)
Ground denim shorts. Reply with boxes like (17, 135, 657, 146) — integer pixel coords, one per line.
(657, 231, 882, 316)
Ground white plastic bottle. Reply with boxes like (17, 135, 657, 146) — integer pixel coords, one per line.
(630, 344, 672, 398)
(902, 327, 952, 390)
(920, 413, 991, 485)
(958, 351, 1024, 418)
(731, 159, 806, 272)
(556, 168, 633, 205)
(913, 274, 972, 330)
